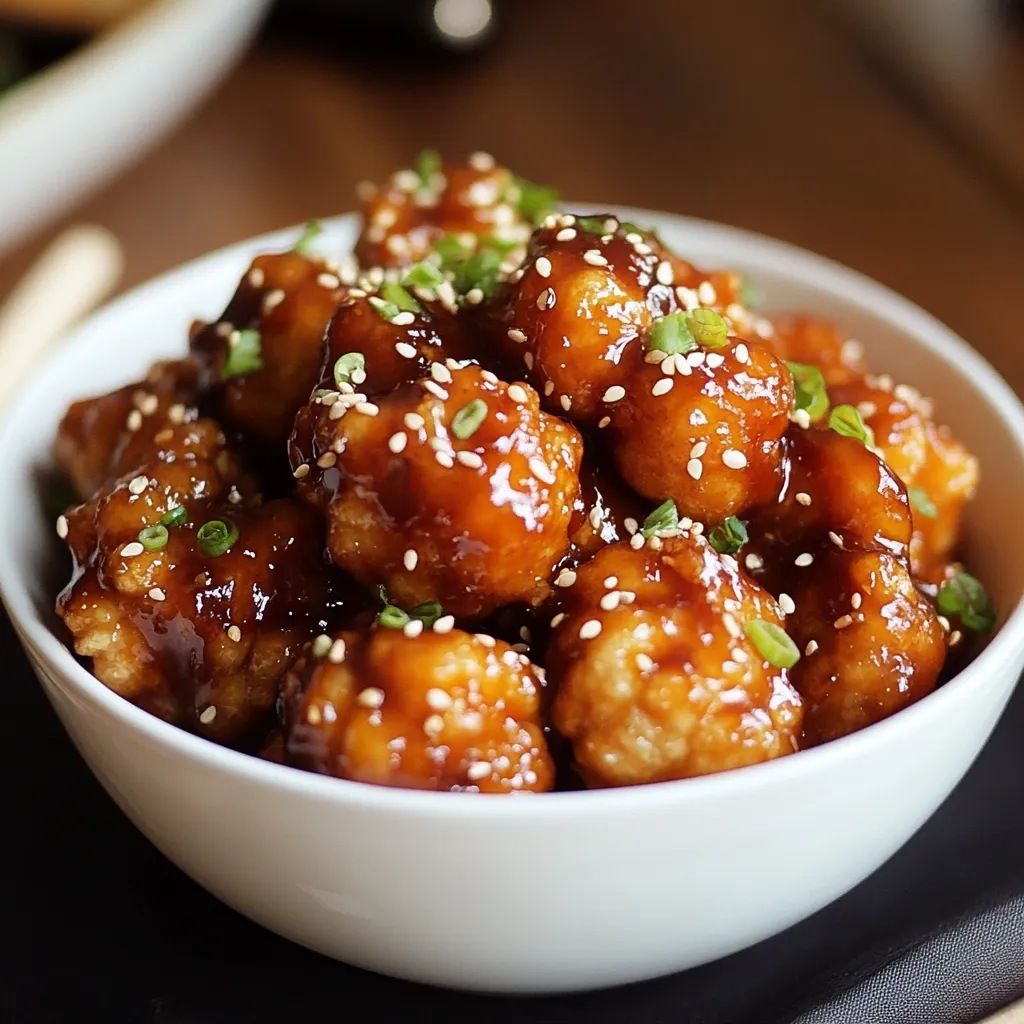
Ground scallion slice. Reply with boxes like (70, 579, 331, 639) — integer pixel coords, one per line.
(829, 404, 874, 447)
(451, 398, 488, 439)
(138, 524, 169, 551)
(648, 312, 696, 356)
(197, 519, 239, 558)
(786, 361, 829, 421)
(641, 499, 678, 538)
(293, 220, 323, 255)
(688, 308, 729, 349)
(937, 573, 996, 632)
(220, 329, 263, 380)
(744, 620, 800, 669)
(708, 516, 748, 556)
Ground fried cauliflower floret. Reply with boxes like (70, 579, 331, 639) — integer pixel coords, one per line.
(744, 427, 947, 744)
(190, 246, 349, 459)
(829, 375, 978, 579)
(611, 337, 792, 523)
(55, 359, 198, 500)
(292, 360, 582, 618)
(354, 151, 535, 269)
(548, 536, 803, 787)
(767, 314, 867, 386)
(56, 425, 347, 749)
(282, 626, 554, 792)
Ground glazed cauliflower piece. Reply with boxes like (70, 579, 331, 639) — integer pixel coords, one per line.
(548, 534, 804, 787)
(766, 314, 868, 387)
(56, 418, 350, 749)
(744, 426, 948, 745)
(292, 356, 582, 618)
(282, 625, 554, 792)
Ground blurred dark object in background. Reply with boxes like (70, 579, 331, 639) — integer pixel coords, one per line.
(0, 24, 80, 95)
(270, 0, 497, 58)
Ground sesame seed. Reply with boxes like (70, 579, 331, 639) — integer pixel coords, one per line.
(508, 328, 527, 344)
(358, 686, 385, 708)
(466, 761, 492, 782)
(731, 647, 748, 663)
(469, 150, 496, 171)
(579, 619, 602, 640)
(689, 441, 707, 459)
(404, 413, 425, 430)
(392, 342, 416, 363)
(316, 451, 336, 469)
(431, 362, 452, 384)
(598, 415, 611, 428)
(635, 653, 654, 672)
(950, 630, 963, 646)
(263, 288, 286, 313)
(651, 377, 674, 397)
(687, 458, 703, 480)
(600, 592, 621, 611)
(312, 634, 332, 658)
(329, 402, 347, 420)
(937, 615, 951, 632)
(734, 343, 750, 365)
(851, 593, 863, 610)
(795, 553, 814, 567)
(120, 541, 144, 558)
(583, 249, 608, 267)
(474, 633, 497, 648)
(227, 625, 242, 643)
(603, 385, 626, 403)
(148, 587, 166, 602)
(834, 614, 853, 629)
(530, 458, 556, 485)
(556, 228, 576, 241)
(524, 352, 535, 370)
(630, 533, 646, 549)
(425, 687, 453, 711)
(128, 475, 148, 495)
(293, 464, 310, 479)
(507, 384, 529, 404)
(723, 612, 741, 638)
(403, 549, 418, 571)
(621, 517, 638, 536)
(536, 288, 553, 310)
(355, 402, 380, 416)
(687, 351, 706, 367)
(388, 432, 407, 454)
(168, 404, 186, 424)
(248, 268, 265, 288)
(480, 369, 498, 384)
(550, 612, 566, 628)
(697, 281, 717, 305)
(792, 409, 811, 429)
(829, 531, 844, 548)
(317, 272, 341, 289)
(656, 261, 674, 285)
(535, 256, 552, 278)
(403, 618, 424, 638)
(795, 492, 812, 506)
(423, 381, 448, 401)
(55, 515, 69, 539)
(424, 714, 445, 737)
(199, 706, 217, 725)
(744, 553, 763, 571)
(457, 450, 484, 469)
(805, 640, 819, 655)
(554, 569, 577, 587)
(435, 451, 454, 468)
(602, 575, 619, 589)
(779, 593, 796, 615)
(432, 615, 455, 634)
(706, 352, 726, 369)
(722, 449, 747, 470)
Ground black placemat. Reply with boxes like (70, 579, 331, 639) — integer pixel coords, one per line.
(3, 602, 1022, 1024)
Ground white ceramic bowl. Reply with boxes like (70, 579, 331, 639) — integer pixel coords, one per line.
(0, 0, 272, 256)
(1, 210, 1023, 995)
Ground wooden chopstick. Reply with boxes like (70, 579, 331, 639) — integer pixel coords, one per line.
(0, 224, 123, 413)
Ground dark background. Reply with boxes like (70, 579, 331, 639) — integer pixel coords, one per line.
(1, 1, 1023, 1021)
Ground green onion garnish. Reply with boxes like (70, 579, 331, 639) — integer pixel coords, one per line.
(708, 516, 748, 556)
(744, 620, 800, 669)
(293, 220, 323, 255)
(908, 487, 939, 520)
(379, 605, 411, 630)
(451, 398, 488, 439)
(937, 573, 996, 632)
(197, 519, 240, 558)
(414, 148, 442, 187)
(433, 235, 472, 270)
(453, 247, 503, 297)
(740, 278, 761, 309)
(829, 404, 874, 447)
(220, 329, 263, 380)
(648, 312, 696, 356)
(160, 506, 188, 528)
(334, 352, 365, 389)
(403, 261, 445, 289)
(380, 282, 422, 314)
(618, 221, 645, 237)
(138, 524, 169, 551)
(575, 216, 607, 236)
(368, 296, 401, 322)
(688, 308, 729, 348)
(409, 601, 444, 628)
(786, 361, 830, 421)
(641, 499, 678, 538)
(512, 175, 559, 225)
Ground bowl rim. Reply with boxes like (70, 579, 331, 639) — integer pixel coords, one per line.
(2, 206, 1023, 820)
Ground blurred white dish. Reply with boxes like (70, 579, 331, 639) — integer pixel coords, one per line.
(0, 0, 271, 257)
(0, 209, 1022, 994)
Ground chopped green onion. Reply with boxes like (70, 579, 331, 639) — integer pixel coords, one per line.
(197, 519, 240, 558)
(786, 361, 830, 421)
(433, 234, 472, 270)
(480, 236, 521, 256)
(740, 278, 761, 309)
(451, 398, 488, 439)
(376, 584, 390, 605)
(220, 329, 263, 380)
(575, 216, 607, 236)
(641, 499, 678, 538)
(380, 282, 422, 314)
(293, 220, 323, 255)
(160, 505, 188, 528)
(708, 516, 748, 556)
(512, 175, 559, 225)
(829, 404, 875, 447)
(414, 148, 442, 187)
(379, 605, 411, 630)
(334, 352, 365, 388)
(908, 487, 939, 520)
(368, 296, 401, 322)
(937, 573, 996, 632)
(409, 601, 444, 628)
(648, 312, 696, 356)
(688, 308, 729, 348)
(453, 247, 503, 297)
(402, 261, 445, 289)
(138, 524, 169, 551)
(744, 620, 800, 669)
(618, 221, 645, 237)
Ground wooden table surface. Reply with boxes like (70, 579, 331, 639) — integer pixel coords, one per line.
(1, 0, 1023, 402)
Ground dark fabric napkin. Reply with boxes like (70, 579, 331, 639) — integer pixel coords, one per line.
(3, 600, 1022, 1024)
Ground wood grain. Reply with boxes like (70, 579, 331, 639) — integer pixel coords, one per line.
(1, 0, 1022, 392)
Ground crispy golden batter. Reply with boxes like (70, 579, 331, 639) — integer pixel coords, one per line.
(292, 356, 582, 618)
(548, 536, 803, 787)
(767, 314, 867, 386)
(282, 626, 554, 792)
